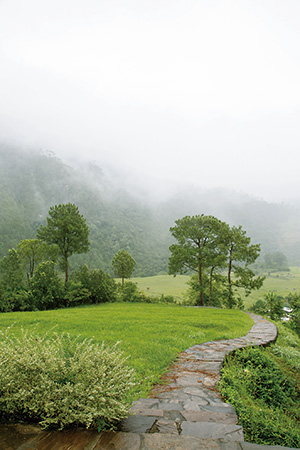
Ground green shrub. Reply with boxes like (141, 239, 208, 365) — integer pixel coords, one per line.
(63, 280, 91, 307)
(219, 344, 300, 447)
(70, 265, 117, 303)
(31, 261, 64, 310)
(0, 328, 136, 430)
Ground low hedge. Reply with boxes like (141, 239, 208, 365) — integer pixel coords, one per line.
(0, 328, 136, 430)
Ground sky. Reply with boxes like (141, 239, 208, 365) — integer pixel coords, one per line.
(0, 0, 300, 202)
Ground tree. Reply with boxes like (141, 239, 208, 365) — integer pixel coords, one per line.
(224, 225, 264, 308)
(0, 248, 24, 292)
(168, 215, 228, 306)
(112, 250, 136, 286)
(31, 261, 64, 310)
(71, 265, 117, 303)
(169, 215, 264, 308)
(37, 203, 90, 282)
(264, 291, 284, 320)
(263, 252, 290, 273)
(16, 239, 58, 285)
(287, 292, 300, 336)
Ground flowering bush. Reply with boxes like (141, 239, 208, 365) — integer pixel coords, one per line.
(0, 328, 136, 430)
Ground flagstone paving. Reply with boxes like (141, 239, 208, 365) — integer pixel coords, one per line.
(1, 313, 299, 449)
(118, 313, 278, 441)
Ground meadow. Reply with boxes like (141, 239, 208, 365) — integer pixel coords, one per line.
(131, 267, 300, 309)
(0, 303, 253, 399)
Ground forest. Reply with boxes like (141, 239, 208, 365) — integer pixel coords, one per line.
(1, 143, 300, 279)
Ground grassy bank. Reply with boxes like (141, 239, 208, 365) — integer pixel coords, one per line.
(219, 323, 300, 448)
(0, 303, 253, 399)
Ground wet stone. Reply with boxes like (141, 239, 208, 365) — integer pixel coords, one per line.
(157, 401, 183, 411)
(199, 403, 237, 414)
(181, 422, 244, 441)
(155, 420, 179, 434)
(152, 391, 191, 401)
(95, 431, 141, 450)
(130, 408, 165, 417)
(36, 428, 101, 450)
(131, 399, 159, 408)
(119, 416, 158, 434)
(181, 410, 238, 424)
(143, 434, 241, 450)
(183, 386, 212, 397)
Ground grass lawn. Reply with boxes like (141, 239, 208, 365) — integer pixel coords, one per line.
(0, 303, 253, 399)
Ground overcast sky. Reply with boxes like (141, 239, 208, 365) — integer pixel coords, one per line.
(0, 0, 300, 202)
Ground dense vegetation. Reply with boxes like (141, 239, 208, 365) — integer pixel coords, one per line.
(219, 324, 300, 448)
(2, 143, 300, 279)
(0, 145, 169, 276)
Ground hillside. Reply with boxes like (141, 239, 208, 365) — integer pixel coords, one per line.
(1, 143, 300, 276)
(0, 144, 169, 276)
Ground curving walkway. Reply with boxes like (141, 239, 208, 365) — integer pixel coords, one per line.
(2, 313, 299, 449)
(118, 313, 278, 441)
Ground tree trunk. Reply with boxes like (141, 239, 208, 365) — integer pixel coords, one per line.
(65, 258, 69, 283)
(227, 247, 234, 308)
(228, 251, 232, 288)
(209, 266, 214, 306)
(198, 262, 204, 306)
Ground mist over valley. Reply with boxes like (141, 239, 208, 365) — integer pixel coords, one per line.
(1, 144, 300, 278)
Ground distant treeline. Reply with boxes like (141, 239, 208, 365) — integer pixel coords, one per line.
(1, 144, 300, 277)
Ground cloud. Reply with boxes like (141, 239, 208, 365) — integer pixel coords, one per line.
(0, 0, 300, 202)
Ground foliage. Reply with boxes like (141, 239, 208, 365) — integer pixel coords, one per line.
(169, 215, 228, 306)
(219, 327, 300, 447)
(185, 273, 223, 307)
(249, 299, 268, 315)
(0, 328, 136, 430)
(262, 251, 290, 273)
(16, 239, 59, 283)
(287, 292, 300, 336)
(70, 265, 117, 304)
(30, 261, 65, 310)
(117, 281, 142, 302)
(2, 145, 300, 277)
(63, 280, 91, 308)
(169, 215, 263, 308)
(249, 291, 285, 320)
(226, 225, 264, 308)
(264, 291, 285, 320)
(112, 250, 136, 286)
(37, 203, 90, 282)
(0, 304, 253, 400)
(0, 248, 24, 292)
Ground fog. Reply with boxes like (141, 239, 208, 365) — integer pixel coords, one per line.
(1, 0, 300, 202)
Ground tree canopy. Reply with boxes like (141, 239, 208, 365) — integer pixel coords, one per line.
(37, 203, 90, 282)
(169, 215, 264, 308)
(112, 249, 136, 286)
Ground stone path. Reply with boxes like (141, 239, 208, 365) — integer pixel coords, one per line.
(118, 313, 278, 441)
(1, 313, 299, 449)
